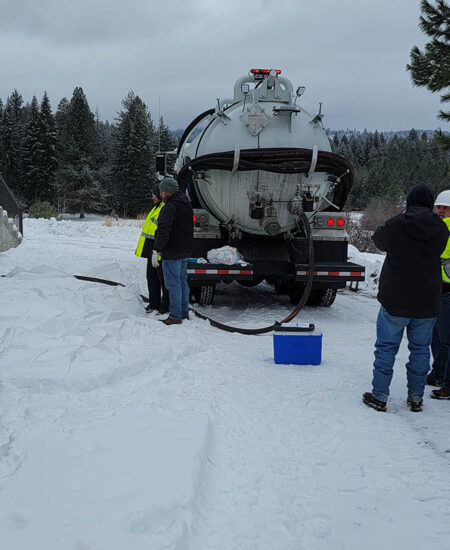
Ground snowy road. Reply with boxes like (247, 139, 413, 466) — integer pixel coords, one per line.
(0, 218, 449, 550)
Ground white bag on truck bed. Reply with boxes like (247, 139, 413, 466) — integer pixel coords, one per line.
(207, 245, 244, 265)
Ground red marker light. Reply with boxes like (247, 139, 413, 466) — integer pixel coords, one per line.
(193, 215, 197, 223)
(250, 69, 281, 75)
(327, 218, 335, 227)
(337, 218, 345, 227)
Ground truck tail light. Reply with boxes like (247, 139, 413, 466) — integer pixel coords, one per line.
(337, 218, 345, 227)
(327, 218, 335, 226)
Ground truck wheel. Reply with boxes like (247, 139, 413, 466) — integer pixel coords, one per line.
(316, 288, 337, 307)
(198, 284, 215, 305)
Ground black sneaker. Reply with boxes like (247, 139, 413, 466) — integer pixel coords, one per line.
(146, 304, 157, 313)
(426, 373, 443, 387)
(430, 386, 450, 400)
(362, 392, 387, 412)
(407, 398, 423, 412)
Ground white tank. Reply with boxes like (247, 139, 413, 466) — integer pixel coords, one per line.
(176, 70, 351, 237)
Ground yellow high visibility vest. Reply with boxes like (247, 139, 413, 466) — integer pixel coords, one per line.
(135, 202, 165, 258)
(442, 217, 450, 284)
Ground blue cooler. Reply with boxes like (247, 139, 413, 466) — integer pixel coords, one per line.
(273, 323, 322, 365)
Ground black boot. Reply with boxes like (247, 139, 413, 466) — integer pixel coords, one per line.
(430, 385, 450, 400)
(407, 398, 423, 412)
(426, 372, 443, 386)
(362, 392, 387, 412)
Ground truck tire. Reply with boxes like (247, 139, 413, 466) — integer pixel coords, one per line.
(316, 288, 337, 307)
(197, 284, 215, 305)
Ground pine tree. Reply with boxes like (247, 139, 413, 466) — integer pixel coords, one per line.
(37, 92, 59, 202)
(407, 0, 450, 149)
(112, 91, 155, 217)
(56, 88, 105, 217)
(22, 96, 41, 202)
(156, 116, 177, 175)
(1, 90, 25, 198)
(54, 98, 70, 211)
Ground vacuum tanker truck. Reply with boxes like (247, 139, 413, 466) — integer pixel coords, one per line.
(166, 69, 365, 307)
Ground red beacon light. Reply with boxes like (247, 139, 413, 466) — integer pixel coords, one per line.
(250, 69, 281, 79)
(337, 218, 345, 227)
(326, 218, 335, 227)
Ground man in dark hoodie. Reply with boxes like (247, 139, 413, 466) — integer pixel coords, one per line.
(363, 183, 449, 412)
(152, 177, 193, 325)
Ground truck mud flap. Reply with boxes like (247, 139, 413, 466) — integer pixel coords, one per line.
(295, 262, 365, 282)
(187, 262, 254, 282)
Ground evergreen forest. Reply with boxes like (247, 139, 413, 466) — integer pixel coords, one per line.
(0, 87, 449, 217)
(0, 88, 176, 218)
(331, 129, 450, 209)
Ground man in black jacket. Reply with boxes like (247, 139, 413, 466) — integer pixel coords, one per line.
(363, 183, 449, 412)
(153, 177, 193, 325)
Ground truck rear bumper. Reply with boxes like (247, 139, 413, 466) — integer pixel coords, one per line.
(187, 262, 254, 282)
(295, 262, 365, 282)
(186, 260, 365, 286)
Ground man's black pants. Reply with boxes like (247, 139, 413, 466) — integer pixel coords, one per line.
(146, 259, 170, 312)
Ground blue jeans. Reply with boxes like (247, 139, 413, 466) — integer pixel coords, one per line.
(430, 292, 450, 386)
(372, 307, 436, 403)
(162, 259, 189, 321)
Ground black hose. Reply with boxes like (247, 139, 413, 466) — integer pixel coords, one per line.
(188, 212, 314, 334)
(177, 148, 353, 211)
(177, 109, 215, 154)
(74, 275, 125, 287)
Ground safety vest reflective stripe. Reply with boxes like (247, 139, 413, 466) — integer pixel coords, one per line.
(441, 218, 450, 283)
(443, 260, 450, 278)
(135, 202, 165, 258)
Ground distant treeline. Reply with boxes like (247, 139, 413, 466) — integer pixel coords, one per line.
(1, 87, 449, 217)
(0, 88, 176, 217)
(330, 129, 450, 209)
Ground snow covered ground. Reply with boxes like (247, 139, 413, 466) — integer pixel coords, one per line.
(0, 218, 449, 550)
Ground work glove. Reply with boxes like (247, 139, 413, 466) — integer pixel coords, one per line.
(151, 250, 160, 268)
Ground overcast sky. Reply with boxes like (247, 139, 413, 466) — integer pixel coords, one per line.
(0, 0, 442, 132)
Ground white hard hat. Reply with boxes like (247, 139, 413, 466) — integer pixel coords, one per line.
(435, 190, 450, 207)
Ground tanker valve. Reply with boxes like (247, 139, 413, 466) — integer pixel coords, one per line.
(261, 205, 280, 236)
(250, 202, 264, 220)
(248, 190, 265, 219)
(302, 192, 314, 212)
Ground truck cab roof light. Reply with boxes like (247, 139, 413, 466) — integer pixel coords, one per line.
(251, 69, 281, 75)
